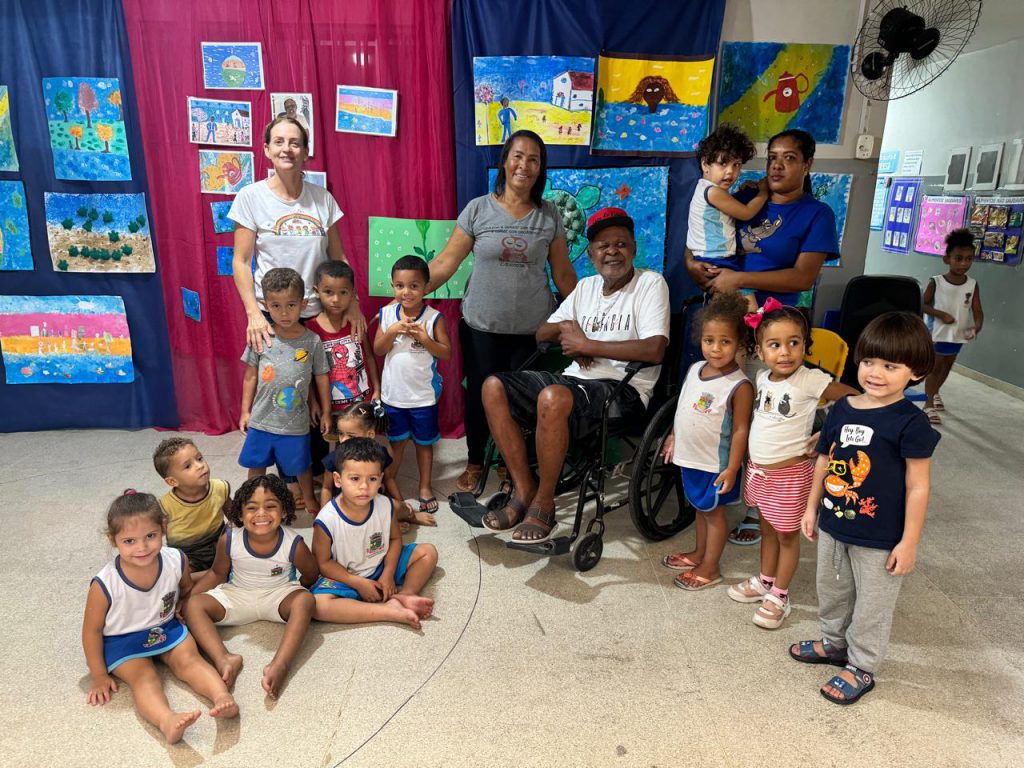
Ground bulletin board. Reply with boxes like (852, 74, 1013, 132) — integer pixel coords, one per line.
(913, 195, 968, 256)
(968, 195, 1024, 266)
(881, 177, 921, 254)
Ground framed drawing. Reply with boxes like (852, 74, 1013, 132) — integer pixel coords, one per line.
(972, 142, 1003, 191)
(1004, 139, 1024, 191)
(943, 146, 970, 191)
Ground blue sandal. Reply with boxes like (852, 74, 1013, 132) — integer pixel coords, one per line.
(821, 664, 875, 705)
(727, 520, 761, 546)
(789, 639, 848, 666)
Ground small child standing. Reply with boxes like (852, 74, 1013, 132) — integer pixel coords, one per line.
(660, 293, 754, 590)
(372, 255, 451, 515)
(153, 438, 230, 576)
(311, 438, 438, 628)
(727, 301, 858, 628)
(82, 491, 237, 743)
(795, 312, 939, 704)
(239, 267, 331, 513)
(185, 475, 318, 700)
(922, 228, 983, 424)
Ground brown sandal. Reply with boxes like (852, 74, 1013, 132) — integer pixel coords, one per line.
(482, 496, 527, 532)
(511, 505, 556, 543)
(455, 465, 483, 493)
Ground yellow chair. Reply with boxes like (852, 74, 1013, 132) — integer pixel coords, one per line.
(805, 328, 849, 404)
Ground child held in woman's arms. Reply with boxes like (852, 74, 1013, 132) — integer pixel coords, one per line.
(726, 301, 858, 629)
(154, 438, 230, 578)
(185, 475, 318, 700)
(794, 312, 939, 705)
(82, 491, 237, 744)
(239, 267, 331, 513)
(922, 228, 983, 424)
(661, 293, 754, 590)
(311, 438, 438, 629)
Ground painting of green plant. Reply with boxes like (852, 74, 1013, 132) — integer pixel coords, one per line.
(368, 217, 473, 299)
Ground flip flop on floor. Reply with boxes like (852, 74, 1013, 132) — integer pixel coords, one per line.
(482, 496, 527, 533)
(673, 572, 722, 591)
(820, 664, 875, 705)
(727, 520, 762, 546)
(418, 497, 439, 513)
(511, 505, 557, 544)
(661, 553, 700, 571)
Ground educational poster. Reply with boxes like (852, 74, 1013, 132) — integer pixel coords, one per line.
(734, 170, 852, 266)
(210, 201, 234, 233)
(877, 150, 899, 175)
(870, 176, 890, 231)
(0, 181, 32, 271)
(368, 218, 473, 300)
(44, 193, 154, 273)
(335, 86, 398, 137)
(201, 43, 264, 90)
(913, 195, 968, 256)
(42, 77, 131, 181)
(473, 56, 594, 146)
(216, 246, 234, 276)
(591, 51, 713, 156)
(488, 165, 669, 278)
(188, 97, 251, 147)
(718, 42, 850, 144)
(198, 150, 254, 194)
(881, 177, 921, 255)
(182, 288, 201, 321)
(0, 295, 134, 384)
(270, 92, 314, 155)
(267, 169, 327, 188)
(968, 196, 1024, 266)
(0, 85, 18, 172)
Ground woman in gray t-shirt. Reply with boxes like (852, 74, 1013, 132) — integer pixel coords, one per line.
(428, 130, 577, 492)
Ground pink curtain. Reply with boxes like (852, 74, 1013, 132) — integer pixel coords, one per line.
(122, 0, 463, 435)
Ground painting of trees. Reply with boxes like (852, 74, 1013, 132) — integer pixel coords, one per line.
(68, 125, 83, 150)
(54, 90, 73, 122)
(474, 84, 494, 144)
(108, 90, 122, 121)
(78, 82, 98, 128)
(95, 124, 113, 153)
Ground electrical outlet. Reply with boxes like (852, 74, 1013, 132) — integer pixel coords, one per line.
(856, 134, 876, 159)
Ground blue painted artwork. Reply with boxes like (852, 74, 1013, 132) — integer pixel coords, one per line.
(0, 181, 32, 271)
(211, 201, 234, 233)
(718, 43, 851, 144)
(733, 170, 852, 267)
(201, 42, 265, 90)
(44, 193, 154, 273)
(216, 246, 234, 276)
(182, 288, 201, 322)
(188, 97, 251, 146)
(487, 166, 669, 278)
(43, 77, 131, 181)
(0, 85, 19, 172)
(335, 86, 398, 137)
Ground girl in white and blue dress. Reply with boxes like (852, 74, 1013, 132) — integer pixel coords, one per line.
(82, 491, 238, 743)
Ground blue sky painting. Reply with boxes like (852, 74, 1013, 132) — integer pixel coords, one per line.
(0, 181, 32, 271)
(201, 42, 265, 90)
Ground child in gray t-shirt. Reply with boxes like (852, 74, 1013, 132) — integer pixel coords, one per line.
(239, 268, 330, 513)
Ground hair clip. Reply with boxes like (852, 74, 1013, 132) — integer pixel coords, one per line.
(122, 488, 137, 496)
(743, 297, 785, 330)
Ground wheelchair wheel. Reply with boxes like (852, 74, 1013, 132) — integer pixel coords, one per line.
(628, 396, 692, 540)
(572, 531, 603, 572)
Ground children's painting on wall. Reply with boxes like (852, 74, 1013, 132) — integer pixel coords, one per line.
(188, 97, 251, 147)
(270, 92, 314, 155)
(43, 77, 131, 181)
(199, 150, 254, 194)
(473, 56, 595, 146)
(201, 42, 264, 90)
(591, 52, 714, 156)
(0, 181, 32, 271)
(488, 165, 669, 278)
(210, 200, 234, 233)
(0, 85, 19, 172)
(335, 86, 398, 137)
(368, 218, 473, 300)
(718, 42, 850, 144)
(44, 192, 154, 273)
(267, 169, 327, 188)
(913, 195, 968, 256)
(216, 246, 234, 276)
(0, 295, 134, 384)
(182, 288, 201, 321)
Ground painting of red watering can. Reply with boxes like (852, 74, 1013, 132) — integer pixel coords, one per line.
(717, 42, 851, 144)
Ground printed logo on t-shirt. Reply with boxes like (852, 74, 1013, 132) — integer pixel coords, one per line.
(499, 235, 529, 266)
(159, 590, 176, 620)
(822, 440, 877, 521)
(270, 565, 284, 576)
(273, 212, 326, 237)
(580, 311, 632, 334)
(367, 531, 384, 557)
(693, 392, 714, 413)
(739, 214, 784, 254)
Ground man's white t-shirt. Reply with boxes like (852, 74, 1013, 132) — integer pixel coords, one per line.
(547, 269, 670, 406)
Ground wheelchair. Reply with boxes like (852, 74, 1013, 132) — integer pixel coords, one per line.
(449, 300, 702, 572)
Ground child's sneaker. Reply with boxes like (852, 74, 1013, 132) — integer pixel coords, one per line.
(727, 575, 769, 603)
(753, 593, 791, 629)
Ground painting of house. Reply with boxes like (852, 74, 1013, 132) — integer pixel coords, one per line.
(551, 71, 593, 112)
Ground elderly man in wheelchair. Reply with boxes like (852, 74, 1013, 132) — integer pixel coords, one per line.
(476, 207, 671, 547)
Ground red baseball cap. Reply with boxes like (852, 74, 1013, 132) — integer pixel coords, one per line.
(586, 207, 634, 240)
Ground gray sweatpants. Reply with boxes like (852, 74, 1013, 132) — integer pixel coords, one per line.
(816, 529, 904, 672)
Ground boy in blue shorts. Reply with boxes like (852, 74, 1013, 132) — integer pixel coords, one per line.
(239, 267, 331, 513)
(372, 255, 451, 514)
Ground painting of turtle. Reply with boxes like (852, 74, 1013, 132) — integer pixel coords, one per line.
(542, 179, 601, 265)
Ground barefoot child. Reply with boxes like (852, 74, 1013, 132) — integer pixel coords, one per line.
(185, 475, 318, 699)
(153, 438, 230, 577)
(83, 491, 237, 743)
(795, 312, 938, 704)
(311, 438, 438, 628)
(726, 301, 858, 628)
(660, 293, 754, 590)
(922, 228, 983, 424)
(373, 255, 451, 516)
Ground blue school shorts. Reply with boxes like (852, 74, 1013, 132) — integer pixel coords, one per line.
(309, 543, 417, 598)
(934, 341, 963, 356)
(384, 404, 440, 445)
(238, 427, 311, 477)
(681, 467, 740, 512)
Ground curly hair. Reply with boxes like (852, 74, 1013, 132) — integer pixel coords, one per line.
(152, 437, 196, 478)
(945, 227, 975, 255)
(627, 76, 680, 105)
(228, 474, 296, 528)
(693, 292, 754, 354)
(105, 490, 167, 539)
(334, 400, 389, 436)
(755, 305, 813, 353)
(696, 123, 756, 166)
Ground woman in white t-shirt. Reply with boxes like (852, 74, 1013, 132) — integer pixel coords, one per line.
(230, 118, 355, 352)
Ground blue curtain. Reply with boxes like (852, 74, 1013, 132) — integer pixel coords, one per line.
(0, 0, 178, 431)
(451, 0, 726, 311)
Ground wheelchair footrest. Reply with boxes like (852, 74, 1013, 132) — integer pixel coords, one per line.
(506, 535, 573, 556)
(448, 492, 487, 528)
